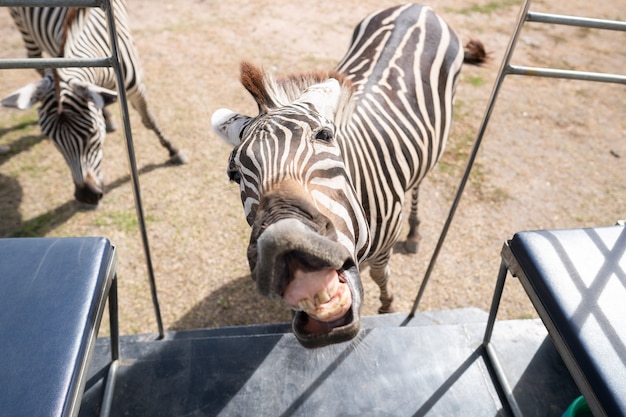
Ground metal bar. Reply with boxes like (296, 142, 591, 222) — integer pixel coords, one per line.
(98, 360, 118, 417)
(482, 255, 524, 416)
(108, 275, 120, 361)
(483, 259, 509, 345)
(408, 0, 532, 317)
(527, 11, 626, 31)
(507, 64, 626, 85)
(485, 343, 525, 417)
(0, 57, 111, 70)
(0, 0, 102, 6)
(101, 275, 119, 417)
(101, 0, 164, 338)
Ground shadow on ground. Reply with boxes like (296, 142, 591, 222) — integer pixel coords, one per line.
(169, 274, 292, 331)
(0, 160, 174, 238)
(0, 173, 22, 236)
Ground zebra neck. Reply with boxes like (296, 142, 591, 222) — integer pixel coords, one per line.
(56, 68, 115, 91)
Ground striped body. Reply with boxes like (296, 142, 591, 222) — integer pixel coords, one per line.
(335, 4, 463, 266)
(212, 4, 482, 347)
(2, 3, 184, 204)
(9, 5, 139, 93)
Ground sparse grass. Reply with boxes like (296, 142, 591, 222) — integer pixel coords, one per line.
(11, 212, 55, 237)
(10, 201, 77, 237)
(467, 75, 486, 87)
(217, 295, 231, 310)
(0, 112, 38, 136)
(436, 131, 474, 175)
(95, 210, 152, 234)
(447, 0, 520, 15)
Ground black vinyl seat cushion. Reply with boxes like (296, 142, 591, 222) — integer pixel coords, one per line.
(0, 237, 114, 417)
(508, 225, 626, 416)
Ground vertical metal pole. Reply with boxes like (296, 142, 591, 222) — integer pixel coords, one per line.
(101, 0, 164, 338)
(408, 0, 533, 317)
(484, 343, 525, 417)
(108, 275, 120, 360)
(482, 248, 524, 417)
(99, 361, 118, 417)
(101, 276, 119, 417)
(483, 260, 508, 345)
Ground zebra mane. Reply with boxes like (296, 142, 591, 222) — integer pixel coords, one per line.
(240, 61, 354, 123)
(59, 8, 81, 59)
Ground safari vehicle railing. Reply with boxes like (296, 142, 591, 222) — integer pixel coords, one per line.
(1, 1, 624, 416)
(409, 0, 626, 318)
(2, 0, 624, 350)
(406, 1, 625, 415)
(0, 0, 164, 338)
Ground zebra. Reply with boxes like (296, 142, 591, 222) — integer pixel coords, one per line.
(212, 3, 486, 348)
(1, 3, 187, 205)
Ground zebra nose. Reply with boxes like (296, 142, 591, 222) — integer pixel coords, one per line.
(74, 182, 103, 205)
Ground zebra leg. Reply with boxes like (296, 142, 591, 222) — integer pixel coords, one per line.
(103, 107, 117, 132)
(131, 93, 188, 164)
(370, 262, 394, 314)
(405, 186, 421, 254)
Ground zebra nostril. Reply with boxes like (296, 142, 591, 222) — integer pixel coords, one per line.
(74, 182, 103, 205)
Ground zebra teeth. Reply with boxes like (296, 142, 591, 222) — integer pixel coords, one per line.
(307, 280, 352, 322)
(314, 289, 332, 305)
(298, 298, 316, 312)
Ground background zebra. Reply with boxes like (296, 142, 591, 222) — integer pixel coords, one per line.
(1, 2, 187, 205)
(212, 3, 486, 348)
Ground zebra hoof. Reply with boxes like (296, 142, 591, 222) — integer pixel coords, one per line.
(404, 240, 419, 254)
(378, 305, 395, 314)
(378, 296, 395, 314)
(169, 150, 189, 165)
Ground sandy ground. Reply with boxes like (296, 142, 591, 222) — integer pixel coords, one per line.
(0, 0, 624, 336)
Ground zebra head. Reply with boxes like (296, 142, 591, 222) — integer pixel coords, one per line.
(213, 63, 370, 348)
(1, 70, 117, 205)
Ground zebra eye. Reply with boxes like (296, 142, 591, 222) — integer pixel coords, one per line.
(314, 128, 333, 144)
(228, 169, 241, 184)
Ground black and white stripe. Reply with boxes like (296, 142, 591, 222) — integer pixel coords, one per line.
(334, 4, 465, 271)
(2, 2, 185, 204)
(212, 4, 484, 346)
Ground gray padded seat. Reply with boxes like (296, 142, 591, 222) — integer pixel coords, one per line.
(486, 225, 626, 417)
(0, 237, 117, 417)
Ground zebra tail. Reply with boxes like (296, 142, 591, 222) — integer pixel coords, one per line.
(463, 38, 489, 66)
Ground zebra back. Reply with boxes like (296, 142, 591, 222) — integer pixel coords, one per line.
(335, 3, 464, 259)
(9, 2, 143, 95)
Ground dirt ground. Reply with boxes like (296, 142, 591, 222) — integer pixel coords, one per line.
(0, 0, 624, 336)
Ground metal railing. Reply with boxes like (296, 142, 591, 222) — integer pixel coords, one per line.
(0, 0, 164, 339)
(408, 0, 626, 318)
(405, 1, 625, 414)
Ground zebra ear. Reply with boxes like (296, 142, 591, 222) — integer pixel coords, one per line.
(211, 108, 252, 147)
(71, 81, 118, 109)
(296, 78, 341, 121)
(1, 78, 50, 110)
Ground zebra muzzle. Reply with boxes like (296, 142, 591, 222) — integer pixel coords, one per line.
(254, 218, 350, 296)
(253, 218, 362, 347)
(74, 180, 103, 205)
(291, 264, 362, 348)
